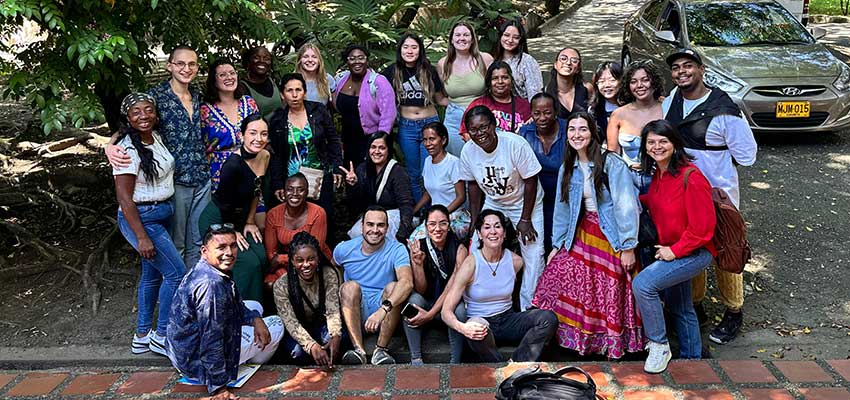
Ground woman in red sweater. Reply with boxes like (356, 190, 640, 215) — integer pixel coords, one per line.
(633, 119, 716, 374)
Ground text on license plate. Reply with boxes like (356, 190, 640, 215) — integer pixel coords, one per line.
(776, 101, 810, 118)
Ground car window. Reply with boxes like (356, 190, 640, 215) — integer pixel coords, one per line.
(686, 2, 813, 46)
(642, 0, 664, 26)
(658, 6, 682, 38)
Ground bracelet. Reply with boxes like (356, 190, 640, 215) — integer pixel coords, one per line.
(519, 218, 531, 223)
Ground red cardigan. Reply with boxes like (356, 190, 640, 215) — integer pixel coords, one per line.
(640, 162, 717, 258)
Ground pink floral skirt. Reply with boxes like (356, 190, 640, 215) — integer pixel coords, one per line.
(532, 212, 644, 359)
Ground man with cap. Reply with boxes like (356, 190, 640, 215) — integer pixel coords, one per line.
(662, 48, 757, 345)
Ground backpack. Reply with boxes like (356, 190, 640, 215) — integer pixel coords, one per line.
(335, 70, 378, 99)
(684, 169, 752, 273)
(495, 365, 604, 400)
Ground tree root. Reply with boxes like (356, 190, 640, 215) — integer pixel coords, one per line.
(83, 225, 120, 315)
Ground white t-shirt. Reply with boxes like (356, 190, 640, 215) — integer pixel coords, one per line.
(578, 161, 597, 212)
(423, 153, 460, 207)
(112, 133, 175, 204)
(663, 87, 757, 208)
(459, 131, 544, 214)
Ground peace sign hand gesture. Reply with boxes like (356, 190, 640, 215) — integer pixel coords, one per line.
(408, 239, 425, 266)
(338, 161, 357, 186)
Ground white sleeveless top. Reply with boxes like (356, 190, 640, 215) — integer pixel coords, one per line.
(463, 249, 514, 317)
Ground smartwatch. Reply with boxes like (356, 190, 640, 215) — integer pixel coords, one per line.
(381, 299, 393, 313)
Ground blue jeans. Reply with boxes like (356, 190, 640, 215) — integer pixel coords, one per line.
(171, 182, 211, 268)
(118, 202, 187, 336)
(398, 114, 439, 203)
(403, 292, 466, 363)
(444, 102, 466, 157)
(632, 248, 712, 359)
(281, 323, 349, 363)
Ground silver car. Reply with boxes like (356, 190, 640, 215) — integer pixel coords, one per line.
(622, 0, 850, 132)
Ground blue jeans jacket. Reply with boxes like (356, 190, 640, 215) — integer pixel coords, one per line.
(551, 152, 639, 252)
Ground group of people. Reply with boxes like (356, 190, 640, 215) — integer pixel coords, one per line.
(108, 19, 757, 399)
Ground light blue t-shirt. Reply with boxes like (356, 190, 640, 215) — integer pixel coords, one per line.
(333, 236, 410, 294)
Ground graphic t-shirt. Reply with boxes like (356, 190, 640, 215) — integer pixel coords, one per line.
(381, 65, 445, 107)
(458, 131, 543, 213)
(459, 95, 531, 134)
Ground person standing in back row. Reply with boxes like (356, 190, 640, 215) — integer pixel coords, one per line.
(662, 48, 757, 345)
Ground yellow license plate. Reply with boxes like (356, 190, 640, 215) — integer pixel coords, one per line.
(776, 101, 810, 118)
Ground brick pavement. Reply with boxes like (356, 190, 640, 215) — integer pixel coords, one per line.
(2, 359, 850, 399)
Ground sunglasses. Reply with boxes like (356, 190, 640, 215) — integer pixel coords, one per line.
(209, 223, 235, 233)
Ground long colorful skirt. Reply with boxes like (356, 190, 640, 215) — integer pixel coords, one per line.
(532, 211, 644, 359)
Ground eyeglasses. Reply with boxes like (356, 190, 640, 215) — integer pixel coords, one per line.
(347, 55, 367, 62)
(426, 221, 449, 230)
(170, 61, 200, 70)
(209, 223, 235, 232)
(467, 123, 492, 136)
(557, 56, 580, 65)
(216, 70, 238, 79)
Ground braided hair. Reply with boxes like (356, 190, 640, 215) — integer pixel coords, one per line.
(116, 125, 160, 182)
(286, 231, 328, 323)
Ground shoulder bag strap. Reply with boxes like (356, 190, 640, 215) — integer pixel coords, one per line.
(375, 159, 397, 202)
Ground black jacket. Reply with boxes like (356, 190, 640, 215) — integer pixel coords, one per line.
(268, 100, 343, 192)
(352, 161, 414, 241)
(666, 87, 741, 151)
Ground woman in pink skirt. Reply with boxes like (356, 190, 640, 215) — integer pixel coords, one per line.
(532, 111, 643, 359)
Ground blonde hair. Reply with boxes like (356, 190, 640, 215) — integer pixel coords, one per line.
(443, 22, 487, 81)
(296, 43, 331, 101)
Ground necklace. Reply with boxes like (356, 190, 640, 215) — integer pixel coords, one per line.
(482, 251, 501, 277)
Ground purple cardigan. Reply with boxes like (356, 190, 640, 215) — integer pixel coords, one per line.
(333, 69, 397, 134)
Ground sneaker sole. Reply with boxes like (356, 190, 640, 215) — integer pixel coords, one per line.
(708, 334, 731, 345)
(342, 352, 367, 365)
(131, 345, 151, 355)
(644, 353, 672, 374)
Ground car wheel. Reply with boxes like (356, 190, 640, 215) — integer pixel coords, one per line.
(622, 47, 631, 66)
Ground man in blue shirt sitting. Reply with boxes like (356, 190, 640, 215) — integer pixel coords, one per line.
(167, 224, 284, 399)
(334, 206, 413, 365)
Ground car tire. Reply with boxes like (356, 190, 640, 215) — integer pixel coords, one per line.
(622, 47, 632, 66)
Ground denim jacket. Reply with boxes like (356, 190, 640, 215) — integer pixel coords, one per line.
(551, 152, 639, 252)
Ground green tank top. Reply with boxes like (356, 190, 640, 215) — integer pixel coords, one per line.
(444, 71, 486, 108)
(246, 81, 282, 120)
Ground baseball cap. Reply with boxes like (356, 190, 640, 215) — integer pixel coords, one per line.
(666, 48, 703, 67)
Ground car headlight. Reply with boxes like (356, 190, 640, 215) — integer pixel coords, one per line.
(704, 68, 744, 94)
(833, 63, 850, 93)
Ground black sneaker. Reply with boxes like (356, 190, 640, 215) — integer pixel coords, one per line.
(708, 309, 743, 344)
(694, 302, 709, 328)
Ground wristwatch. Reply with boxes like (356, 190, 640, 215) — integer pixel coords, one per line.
(381, 299, 393, 313)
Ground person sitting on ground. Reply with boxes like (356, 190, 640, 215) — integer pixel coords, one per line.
(273, 232, 344, 367)
(409, 122, 470, 241)
(114, 93, 185, 357)
(532, 112, 643, 359)
(167, 224, 284, 400)
(441, 209, 558, 362)
(403, 205, 470, 365)
(333, 206, 414, 365)
(264, 173, 333, 288)
(459, 61, 532, 136)
(198, 113, 270, 303)
(633, 119, 716, 374)
(340, 132, 414, 242)
(459, 105, 546, 310)
(607, 60, 665, 169)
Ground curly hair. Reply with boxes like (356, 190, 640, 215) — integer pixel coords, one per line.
(618, 60, 665, 105)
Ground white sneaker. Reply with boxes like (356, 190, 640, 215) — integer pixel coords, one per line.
(644, 341, 672, 374)
(149, 332, 168, 356)
(131, 331, 151, 354)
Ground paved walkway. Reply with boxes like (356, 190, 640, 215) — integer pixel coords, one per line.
(2, 359, 850, 399)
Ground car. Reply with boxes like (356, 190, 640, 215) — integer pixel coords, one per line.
(622, 0, 850, 132)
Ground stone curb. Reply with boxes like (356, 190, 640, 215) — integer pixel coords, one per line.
(810, 14, 850, 24)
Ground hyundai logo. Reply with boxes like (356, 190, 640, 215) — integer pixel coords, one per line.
(781, 87, 802, 96)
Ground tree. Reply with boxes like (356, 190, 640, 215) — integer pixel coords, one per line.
(0, 0, 283, 135)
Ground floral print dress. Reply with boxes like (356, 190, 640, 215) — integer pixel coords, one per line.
(200, 95, 259, 191)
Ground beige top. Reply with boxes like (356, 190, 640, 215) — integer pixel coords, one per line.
(273, 267, 342, 350)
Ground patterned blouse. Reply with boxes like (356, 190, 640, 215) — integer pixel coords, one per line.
(147, 81, 209, 186)
(504, 52, 544, 101)
(200, 96, 260, 191)
(287, 122, 324, 175)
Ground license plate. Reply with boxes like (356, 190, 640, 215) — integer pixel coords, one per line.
(776, 101, 810, 118)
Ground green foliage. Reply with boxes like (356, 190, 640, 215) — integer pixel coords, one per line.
(810, 0, 849, 16)
(272, 0, 519, 71)
(0, 0, 283, 136)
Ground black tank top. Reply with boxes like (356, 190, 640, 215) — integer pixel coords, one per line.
(557, 83, 589, 119)
(336, 92, 364, 137)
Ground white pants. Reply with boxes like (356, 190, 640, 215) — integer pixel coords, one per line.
(239, 301, 284, 365)
(474, 202, 546, 310)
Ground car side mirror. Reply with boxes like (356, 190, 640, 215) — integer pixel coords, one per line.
(654, 30, 679, 45)
(809, 26, 827, 40)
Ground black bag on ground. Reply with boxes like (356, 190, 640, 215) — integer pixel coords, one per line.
(495, 365, 603, 400)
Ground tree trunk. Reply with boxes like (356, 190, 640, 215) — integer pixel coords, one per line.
(546, 0, 561, 16)
(94, 82, 127, 133)
(397, 4, 421, 30)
